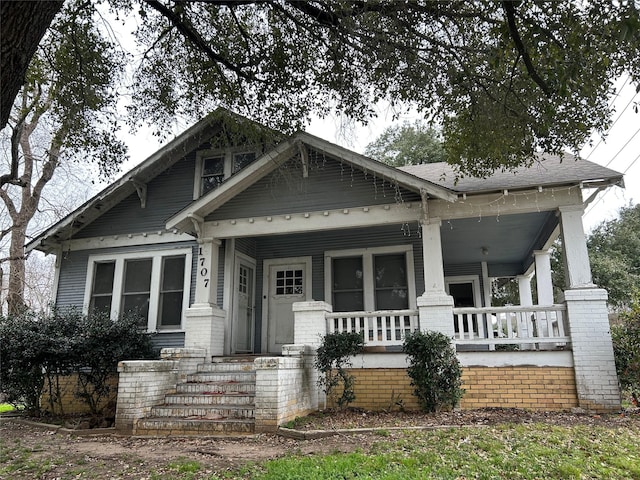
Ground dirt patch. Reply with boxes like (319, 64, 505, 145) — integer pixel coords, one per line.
(1, 408, 639, 479)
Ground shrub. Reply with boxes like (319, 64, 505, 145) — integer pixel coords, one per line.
(611, 295, 640, 406)
(403, 330, 463, 412)
(0, 308, 156, 416)
(315, 332, 364, 408)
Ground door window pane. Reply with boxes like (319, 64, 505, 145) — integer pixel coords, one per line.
(374, 254, 408, 310)
(158, 256, 185, 328)
(89, 261, 115, 314)
(332, 257, 364, 311)
(122, 258, 152, 326)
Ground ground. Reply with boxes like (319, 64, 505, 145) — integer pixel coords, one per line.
(1, 408, 639, 479)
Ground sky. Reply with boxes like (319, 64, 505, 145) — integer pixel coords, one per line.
(120, 80, 639, 234)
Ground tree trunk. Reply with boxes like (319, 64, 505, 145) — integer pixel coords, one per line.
(7, 223, 27, 315)
(0, 1, 64, 130)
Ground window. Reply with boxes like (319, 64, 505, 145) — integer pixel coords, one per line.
(195, 149, 257, 198)
(326, 246, 415, 312)
(89, 261, 115, 313)
(85, 249, 192, 331)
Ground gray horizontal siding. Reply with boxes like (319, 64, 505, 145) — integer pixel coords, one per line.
(151, 332, 185, 350)
(76, 155, 196, 238)
(208, 153, 421, 221)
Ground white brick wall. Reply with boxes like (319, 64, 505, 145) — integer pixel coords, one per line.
(184, 304, 226, 358)
(254, 349, 319, 432)
(417, 292, 455, 337)
(564, 288, 621, 411)
(292, 301, 331, 347)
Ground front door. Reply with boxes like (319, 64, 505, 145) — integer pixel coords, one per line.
(265, 258, 311, 353)
(233, 256, 255, 353)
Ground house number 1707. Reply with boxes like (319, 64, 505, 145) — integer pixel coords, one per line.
(199, 254, 210, 288)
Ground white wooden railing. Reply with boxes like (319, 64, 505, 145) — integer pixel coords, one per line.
(453, 304, 569, 347)
(326, 309, 419, 346)
(325, 304, 570, 349)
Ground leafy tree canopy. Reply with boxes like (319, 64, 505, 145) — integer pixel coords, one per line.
(2, 0, 640, 181)
(364, 121, 444, 166)
(588, 204, 640, 310)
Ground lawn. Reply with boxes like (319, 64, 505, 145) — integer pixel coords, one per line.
(1, 421, 639, 479)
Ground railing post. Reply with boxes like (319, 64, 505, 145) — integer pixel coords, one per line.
(292, 301, 332, 348)
(417, 292, 455, 338)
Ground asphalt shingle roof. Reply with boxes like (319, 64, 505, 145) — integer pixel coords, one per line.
(399, 154, 623, 194)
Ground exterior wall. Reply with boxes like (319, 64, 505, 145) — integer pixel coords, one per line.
(207, 154, 421, 221)
(76, 155, 196, 238)
(40, 374, 118, 415)
(333, 366, 578, 412)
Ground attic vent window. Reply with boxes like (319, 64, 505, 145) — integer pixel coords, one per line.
(195, 149, 257, 198)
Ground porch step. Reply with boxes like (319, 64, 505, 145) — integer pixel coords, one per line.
(134, 358, 257, 437)
(151, 404, 255, 418)
(135, 417, 255, 436)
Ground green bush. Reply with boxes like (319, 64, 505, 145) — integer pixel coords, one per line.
(0, 308, 156, 416)
(315, 332, 364, 408)
(611, 295, 640, 406)
(403, 330, 464, 412)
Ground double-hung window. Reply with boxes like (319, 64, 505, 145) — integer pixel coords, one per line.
(85, 248, 192, 331)
(326, 246, 416, 312)
(195, 149, 257, 198)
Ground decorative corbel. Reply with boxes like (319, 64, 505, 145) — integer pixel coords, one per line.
(420, 188, 429, 223)
(131, 179, 147, 208)
(296, 139, 309, 178)
(187, 213, 204, 238)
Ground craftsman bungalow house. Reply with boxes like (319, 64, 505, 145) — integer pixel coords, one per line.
(28, 110, 623, 434)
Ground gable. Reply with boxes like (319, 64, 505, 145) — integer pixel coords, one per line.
(206, 149, 422, 221)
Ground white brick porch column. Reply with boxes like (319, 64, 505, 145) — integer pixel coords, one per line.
(558, 205, 620, 411)
(184, 238, 226, 358)
(563, 288, 621, 411)
(292, 301, 331, 348)
(418, 218, 455, 337)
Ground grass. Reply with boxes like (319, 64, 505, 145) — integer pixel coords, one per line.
(239, 423, 640, 480)
(1, 422, 639, 479)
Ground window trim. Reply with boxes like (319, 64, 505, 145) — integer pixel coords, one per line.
(324, 245, 416, 311)
(193, 148, 258, 199)
(83, 248, 192, 332)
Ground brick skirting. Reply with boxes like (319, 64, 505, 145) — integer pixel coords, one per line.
(330, 366, 578, 411)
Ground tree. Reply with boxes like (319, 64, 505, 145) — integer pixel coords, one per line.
(364, 121, 444, 166)
(588, 204, 640, 310)
(0, 3, 125, 314)
(2, 1, 639, 183)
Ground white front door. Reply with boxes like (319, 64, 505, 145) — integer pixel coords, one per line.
(265, 258, 312, 353)
(233, 256, 255, 353)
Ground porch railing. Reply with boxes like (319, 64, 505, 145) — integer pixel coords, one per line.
(326, 309, 419, 346)
(453, 304, 569, 347)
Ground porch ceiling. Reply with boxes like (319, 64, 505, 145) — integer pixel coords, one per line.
(441, 210, 557, 277)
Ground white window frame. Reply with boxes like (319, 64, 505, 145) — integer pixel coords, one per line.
(445, 275, 482, 307)
(193, 147, 259, 199)
(324, 245, 416, 311)
(83, 247, 192, 332)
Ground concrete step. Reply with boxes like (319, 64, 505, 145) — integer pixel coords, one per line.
(151, 404, 254, 419)
(135, 417, 255, 436)
(164, 392, 255, 405)
(197, 362, 255, 373)
(187, 371, 255, 383)
(176, 380, 256, 394)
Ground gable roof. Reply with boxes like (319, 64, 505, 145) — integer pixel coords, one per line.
(165, 131, 458, 233)
(26, 109, 281, 253)
(400, 153, 624, 194)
